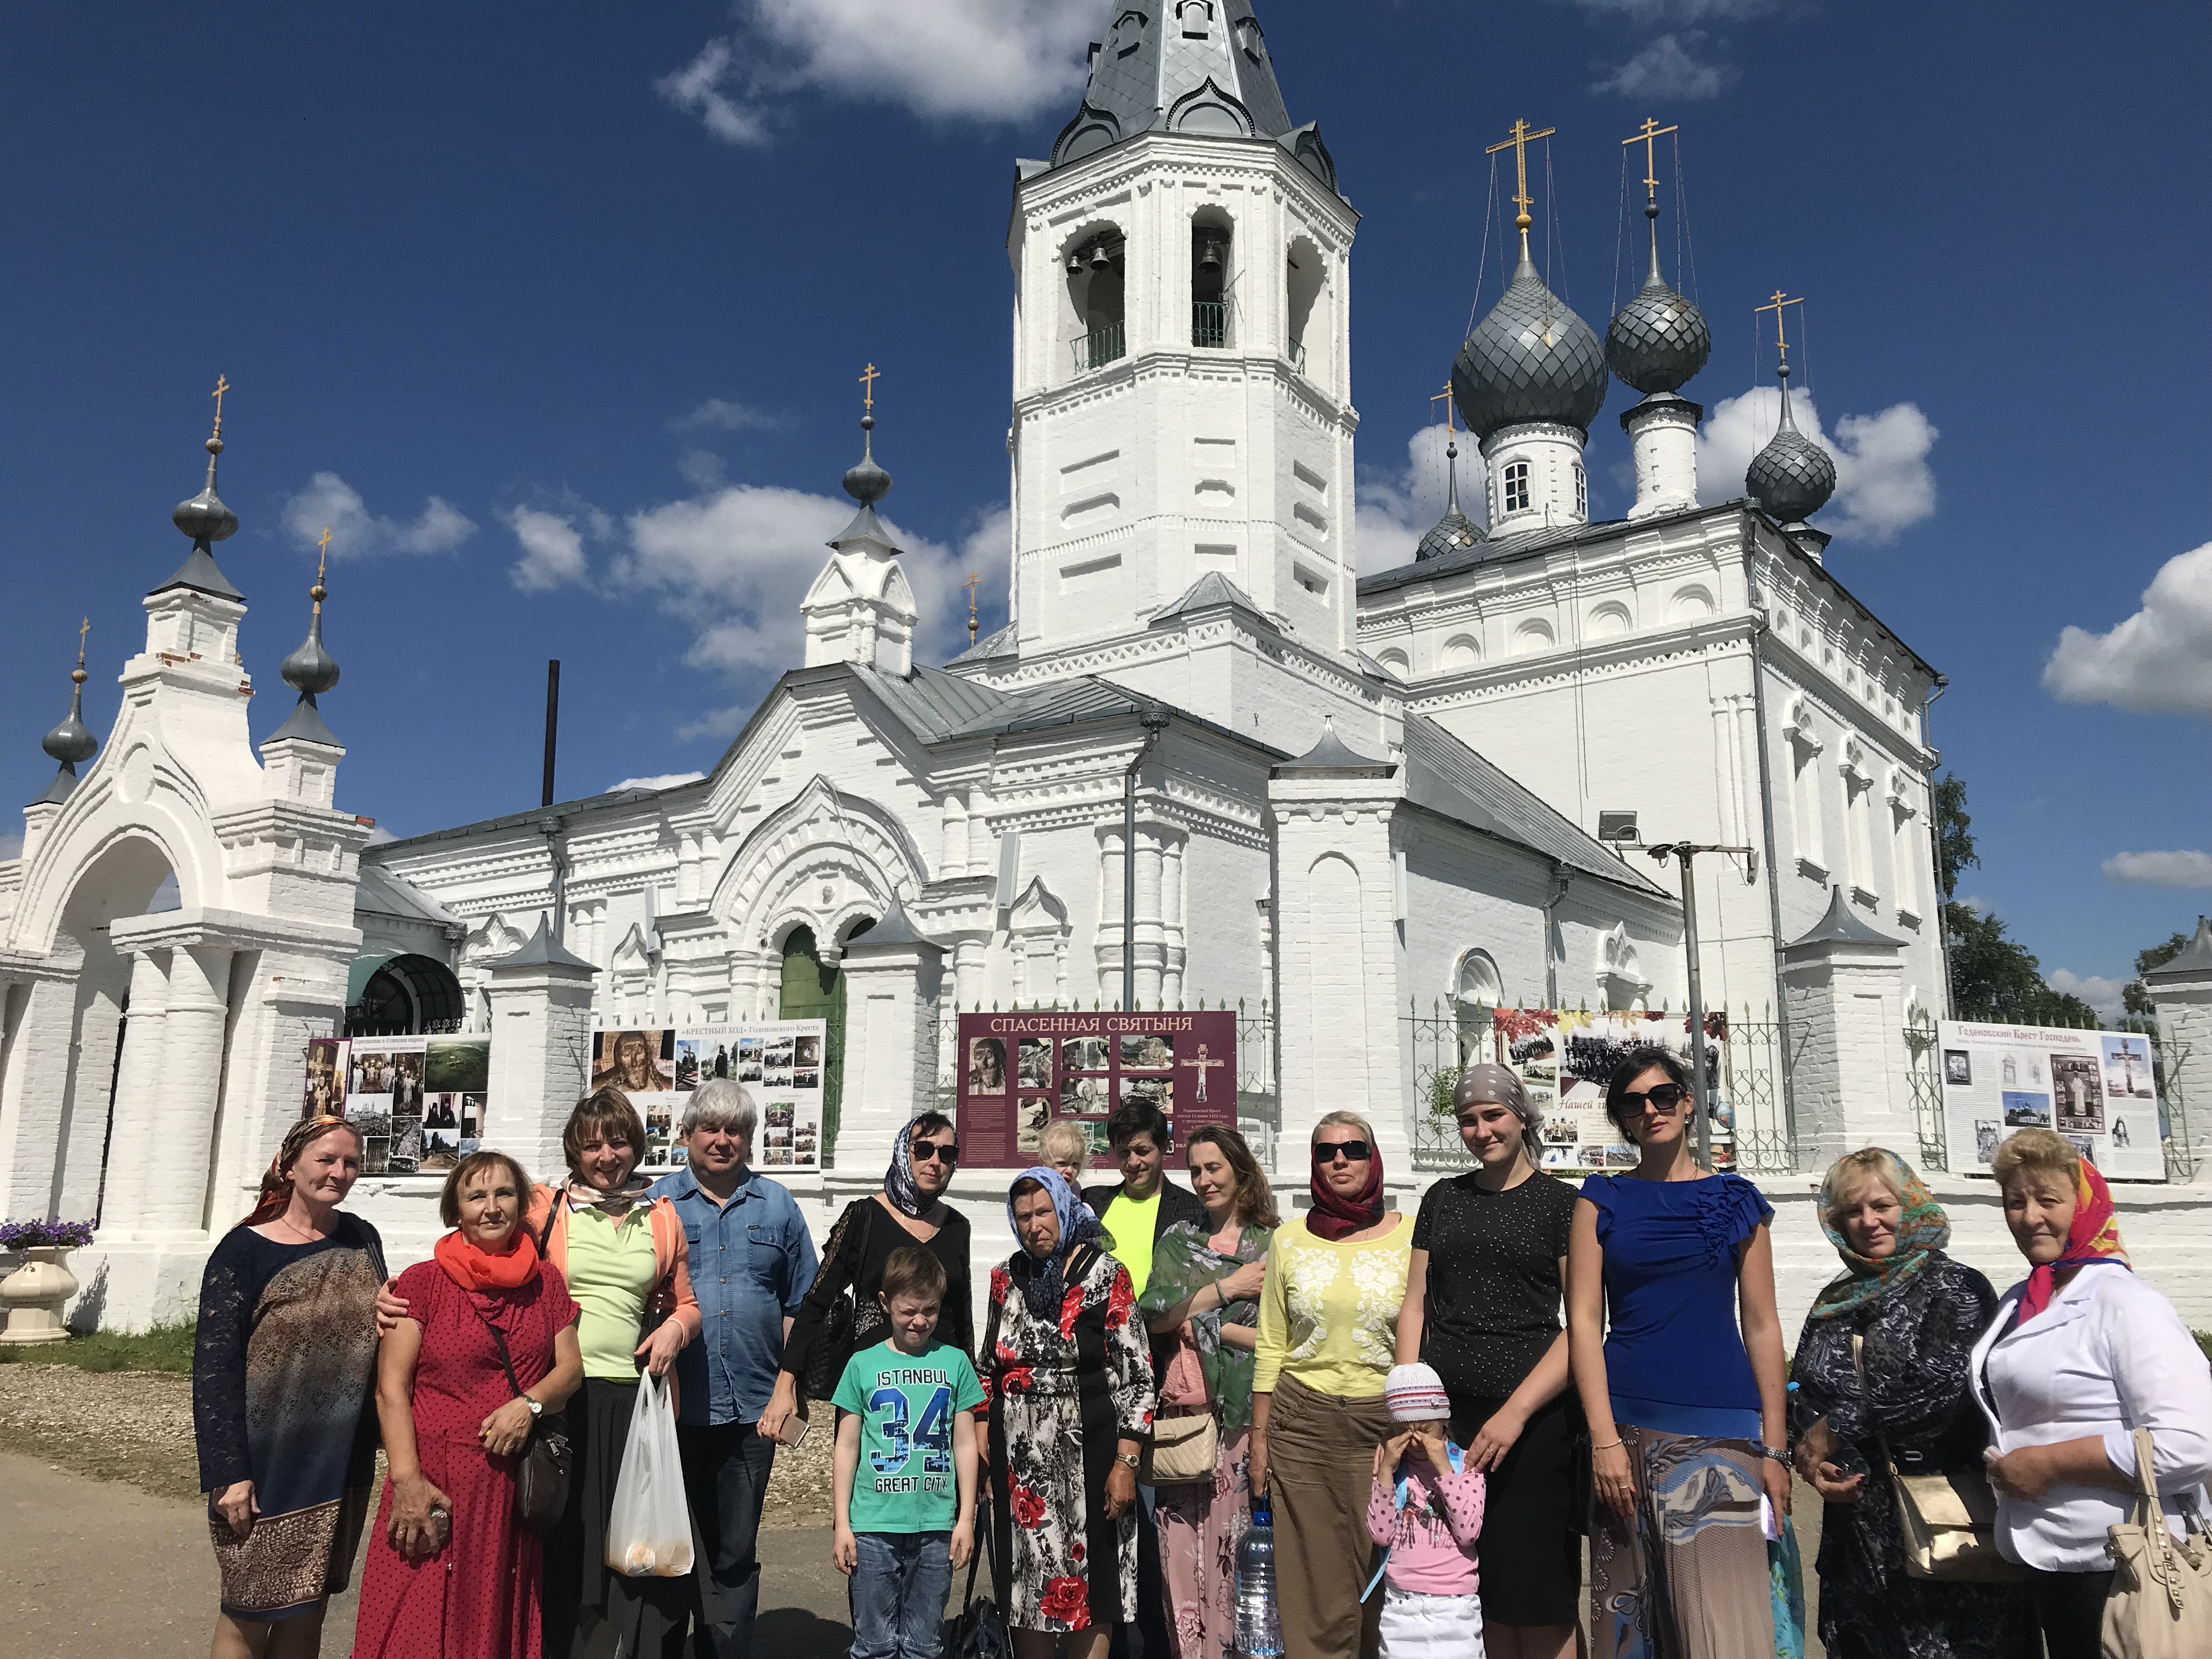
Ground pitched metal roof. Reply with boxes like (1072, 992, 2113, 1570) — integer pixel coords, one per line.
(1785, 884, 1902, 950)
(947, 622, 1015, 665)
(366, 786, 672, 854)
(2144, 917, 2212, 981)
(488, 912, 596, 973)
(355, 861, 459, 928)
(1398, 714, 1668, 898)
(1149, 572, 1276, 629)
(1274, 715, 1391, 774)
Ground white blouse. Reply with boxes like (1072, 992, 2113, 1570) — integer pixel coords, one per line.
(1968, 1264, 2212, 1571)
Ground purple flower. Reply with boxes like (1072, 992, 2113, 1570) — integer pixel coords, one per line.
(0, 1218, 96, 1251)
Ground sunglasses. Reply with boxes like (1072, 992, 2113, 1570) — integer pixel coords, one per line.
(1620, 1083, 1691, 1114)
(1313, 1139, 1373, 1164)
(912, 1140, 960, 1165)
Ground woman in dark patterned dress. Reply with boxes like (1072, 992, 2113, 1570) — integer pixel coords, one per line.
(1790, 1148, 2033, 1659)
(981, 1166, 1155, 1658)
(195, 1116, 388, 1659)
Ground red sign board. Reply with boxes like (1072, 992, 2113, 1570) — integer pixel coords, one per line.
(956, 1009, 1237, 1170)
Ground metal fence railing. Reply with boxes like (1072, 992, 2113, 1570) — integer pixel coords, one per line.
(2153, 1031, 2195, 1182)
(1191, 302, 1227, 349)
(1901, 1017, 1948, 1171)
(1071, 321, 1126, 374)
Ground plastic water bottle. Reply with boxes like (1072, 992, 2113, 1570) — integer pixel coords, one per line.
(1234, 1498, 1282, 1658)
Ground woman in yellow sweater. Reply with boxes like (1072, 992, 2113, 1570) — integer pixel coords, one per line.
(1251, 1111, 1412, 1659)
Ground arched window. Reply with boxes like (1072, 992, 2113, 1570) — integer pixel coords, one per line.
(1191, 210, 1231, 348)
(1503, 461, 1531, 515)
(347, 952, 465, 1036)
(1285, 239, 1327, 383)
(1065, 232, 1126, 376)
(1455, 949, 1504, 1012)
(1573, 462, 1587, 519)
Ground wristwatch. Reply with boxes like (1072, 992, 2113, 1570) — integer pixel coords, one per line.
(525, 1396, 544, 1420)
(1116, 1451, 1141, 1470)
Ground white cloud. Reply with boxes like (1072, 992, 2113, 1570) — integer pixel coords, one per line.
(1354, 425, 1489, 575)
(281, 471, 476, 558)
(506, 507, 590, 593)
(659, 0, 1093, 144)
(1697, 386, 1938, 543)
(2102, 849, 2212, 889)
(675, 397, 782, 433)
(611, 771, 708, 793)
(615, 484, 1006, 738)
(2044, 541, 2212, 720)
(1590, 32, 1740, 99)
(364, 823, 397, 847)
(2047, 968, 2128, 1020)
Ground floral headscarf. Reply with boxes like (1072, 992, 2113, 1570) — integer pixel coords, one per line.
(1808, 1150, 1950, 1321)
(883, 1113, 935, 1220)
(2017, 1154, 2130, 1325)
(1006, 1165, 1104, 1318)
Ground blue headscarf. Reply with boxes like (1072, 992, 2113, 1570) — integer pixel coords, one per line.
(883, 1113, 935, 1220)
(1007, 1165, 1105, 1318)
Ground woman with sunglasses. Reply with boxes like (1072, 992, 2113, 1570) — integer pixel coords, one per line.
(763, 1111, 973, 1441)
(1251, 1111, 1410, 1659)
(1567, 1045, 1788, 1658)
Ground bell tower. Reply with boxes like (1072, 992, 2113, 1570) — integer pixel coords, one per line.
(1003, 1, 1359, 663)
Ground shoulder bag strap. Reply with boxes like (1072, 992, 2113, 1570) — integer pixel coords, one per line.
(1852, 1329, 1900, 1480)
(462, 1293, 529, 1403)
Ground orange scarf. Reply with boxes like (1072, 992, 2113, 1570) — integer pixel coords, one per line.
(2017, 1157, 2130, 1324)
(433, 1227, 541, 1293)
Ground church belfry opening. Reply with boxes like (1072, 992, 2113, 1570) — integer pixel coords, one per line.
(1191, 214, 1229, 348)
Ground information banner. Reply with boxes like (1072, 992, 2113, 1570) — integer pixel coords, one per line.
(592, 1019, 828, 1172)
(957, 1009, 1237, 1170)
(1938, 1020, 2163, 1181)
(1494, 1011, 1724, 1176)
(335, 1034, 492, 1176)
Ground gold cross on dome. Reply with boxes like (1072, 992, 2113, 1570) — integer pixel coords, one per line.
(317, 524, 332, 575)
(76, 616, 91, 669)
(1622, 117, 1679, 210)
(1756, 289, 1804, 368)
(962, 570, 982, 641)
(210, 374, 230, 440)
(1485, 118, 1556, 235)
(858, 362, 881, 415)
(1431, 381, 1457, 436)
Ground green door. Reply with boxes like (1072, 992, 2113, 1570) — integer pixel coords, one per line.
(778, 920, 870, 1166)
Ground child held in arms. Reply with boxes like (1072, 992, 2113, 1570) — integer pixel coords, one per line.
(832, 1245, 984, 1659)
(1365, 1362, 1488, 1659)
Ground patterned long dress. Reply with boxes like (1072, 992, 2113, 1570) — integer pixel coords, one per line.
(982, 1243, 1156, 1633)
(1789, 1255, 2036, 1659)
(193, 1214, 386, 1621)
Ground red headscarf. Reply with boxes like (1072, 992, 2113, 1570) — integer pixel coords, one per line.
(2016, 1155, 2130, 1324)
(1306, 1133, 1385, 1242)
(434, 1226, 543, 1293)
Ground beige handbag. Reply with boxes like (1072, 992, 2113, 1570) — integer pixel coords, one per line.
(2102, 1425, 2212, 1659)
(1141, 1332, 1221, 1486)
(1852, 1334, 2024, 1583)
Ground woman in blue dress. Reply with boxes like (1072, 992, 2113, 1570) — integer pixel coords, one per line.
(1566, 1045, 1790, 1659)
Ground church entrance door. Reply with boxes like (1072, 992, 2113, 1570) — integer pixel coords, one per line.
(777, 919, 872, 1166)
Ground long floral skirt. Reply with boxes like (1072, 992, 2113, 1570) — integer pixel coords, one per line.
(992, 1386, 1136, 1633)
(1588, 1423, 1775, 1659)
(1156, 1426, 1251, 1659)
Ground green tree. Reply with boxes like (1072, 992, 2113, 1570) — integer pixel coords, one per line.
(1935, 772, 2101, 1026)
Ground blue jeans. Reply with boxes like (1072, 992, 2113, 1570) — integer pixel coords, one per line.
(849, 1531, 952, 1659)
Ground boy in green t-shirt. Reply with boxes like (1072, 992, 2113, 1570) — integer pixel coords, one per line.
(831, 1244, 983, 1659)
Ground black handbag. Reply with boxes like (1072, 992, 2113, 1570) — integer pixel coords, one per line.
(800, 1200, 878, 1401)
(475, 1308, 572, 1537)
(944, 1496, 1012, 1659)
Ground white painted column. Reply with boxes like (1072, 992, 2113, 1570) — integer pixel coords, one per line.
(93, 950, 172, 1235)
(1135, 827, 1165, 1007)
(0, 974, 83, 1218)
(1623, 394, 1701, 519)
(838, 933, 946, 1165)
(139, 944, 234, 1236)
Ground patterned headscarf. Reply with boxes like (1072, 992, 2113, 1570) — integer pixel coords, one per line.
(2017, 1154, 2130, 1325)
(883, 1114, 935, 1220)
(1808, 1149, 1950, 1320)
(1458, 1062, 1542, 1136)
(1006, 1165, 1104, 1318)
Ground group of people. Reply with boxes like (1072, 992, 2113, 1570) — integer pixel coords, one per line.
(191, 1045, 2212, 1659)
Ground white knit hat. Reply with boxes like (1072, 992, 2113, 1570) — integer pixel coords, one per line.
(1384, 1362, 1451, 1424)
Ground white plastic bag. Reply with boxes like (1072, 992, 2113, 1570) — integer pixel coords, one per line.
(605, 1371, 694, 1577)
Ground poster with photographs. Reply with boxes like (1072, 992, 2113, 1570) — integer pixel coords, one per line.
(1938, 1019, 2163, 1182)
(344, 1035, 428, 1174)
(955, 1009, 1237, 1169)
(420, 1036, 490, 1175)
(599, 1018, 828, 1173)
(302, 1037, 350, 1119)
(1494, 1011, 1718, 1175)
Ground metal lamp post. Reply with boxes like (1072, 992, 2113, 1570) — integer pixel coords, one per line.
(1646, 840, 1756, 1165)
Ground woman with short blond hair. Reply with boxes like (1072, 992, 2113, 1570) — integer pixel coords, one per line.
(1788, 1147, 2027, 1659)
(1970, 1128, 2212, 1658)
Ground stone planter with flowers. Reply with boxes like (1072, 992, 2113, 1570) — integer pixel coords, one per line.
(0, 1219, 95, 1345)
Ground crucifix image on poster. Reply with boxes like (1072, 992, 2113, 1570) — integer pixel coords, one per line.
(1181, 1042, 1226, 1103)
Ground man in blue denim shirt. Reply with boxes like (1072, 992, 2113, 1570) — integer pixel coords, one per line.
(651, 1079, 820, 1659)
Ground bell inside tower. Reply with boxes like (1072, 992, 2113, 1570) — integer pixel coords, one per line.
(1191, 217, 1230, 348)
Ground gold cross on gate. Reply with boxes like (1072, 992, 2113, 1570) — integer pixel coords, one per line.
(858, 362, 881, 415)
(1755, 289, 1804, 368)
(1431, 381, 1457, 436)
(1622, 117, 1679, 209)
(75, 616, 90, 670)
(210, 373, 230, 439)
(1485, 118, 1556, 233)
(962, 570, 982, 641)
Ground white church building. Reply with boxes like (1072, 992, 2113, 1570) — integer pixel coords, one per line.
(5, 0, 2209, 1333)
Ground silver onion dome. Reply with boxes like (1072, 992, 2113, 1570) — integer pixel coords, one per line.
(1606, 209, 1710, 394)
(172, 433, 240, 543)
(1452, 250, 1610, 442)
(281, 589, 341, 697)
(1745, 365, 1836, 524)
(42, 669, 96, 769)
(842, 414, 891, 506)
(1416, 438, 1483, 561)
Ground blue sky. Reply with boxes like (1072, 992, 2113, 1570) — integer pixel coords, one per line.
(4, 1, 2208, 1009)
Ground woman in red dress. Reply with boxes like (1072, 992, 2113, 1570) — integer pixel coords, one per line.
(352, 1152, 584, 1659)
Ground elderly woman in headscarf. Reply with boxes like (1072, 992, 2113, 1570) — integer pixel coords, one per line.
(761, 1110, 973, 1440)
(1788, 1147, 2030, 1659)
(981, 1166, 1155, 1659)
(1968, 1130, 2212, 1659)
(1395, 1064, 1584, 1659)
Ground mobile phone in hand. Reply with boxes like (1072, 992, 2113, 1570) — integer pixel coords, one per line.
(777, 1413, 812, 1449)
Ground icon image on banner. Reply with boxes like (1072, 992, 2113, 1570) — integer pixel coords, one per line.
(967, 1036, 1008, 1095)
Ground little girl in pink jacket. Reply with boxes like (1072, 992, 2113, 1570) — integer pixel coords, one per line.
(1365, 1362, 1487, 1659)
